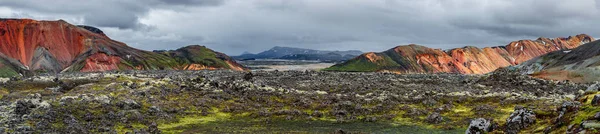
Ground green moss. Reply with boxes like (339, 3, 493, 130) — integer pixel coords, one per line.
(0, 88, 8, 99)
(324, 54, 401, 72)
(51, 122, 66, 130)
(0, 66, 19, 77)
(323, 58, 381, 72)
(572, 106, 600, 125)
(115, 123, 147, 134)
(160, 114, 464, 134)
(167, 46, 233, 69)
(160, 108, 232, 134)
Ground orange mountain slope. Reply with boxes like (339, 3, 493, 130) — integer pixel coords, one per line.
(325, 34, 593, 74)
(518, 39, 600, 83)
(0, 18, 245, 77)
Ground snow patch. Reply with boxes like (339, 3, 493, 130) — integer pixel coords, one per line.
(520, 46, 523, 51)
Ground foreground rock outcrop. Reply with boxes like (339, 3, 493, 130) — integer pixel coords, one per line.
(505, 107, 536, 134)
(0, 18, 245, 77)
(466, 118, 495, 134)
(0, 69, 588, 133)
(325, 34, 593, 74)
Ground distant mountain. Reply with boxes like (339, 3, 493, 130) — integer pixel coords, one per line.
(325, 34, 594, 74)
(0, 18, 245, 77)
(155, 45, 246, 71)
(233, 46, 363, 62)
(278, 53, 359, 61)
(517, 39, 600, 83)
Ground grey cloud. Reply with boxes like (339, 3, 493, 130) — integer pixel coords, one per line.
(156, 0, 225, 6)
(445, 0, 599, 38)
(1, 0, 600, 55)
(84, 11, 140, 29)
(0, 0, 224, 29)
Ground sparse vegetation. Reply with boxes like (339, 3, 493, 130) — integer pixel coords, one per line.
(0, 70, 591, 133)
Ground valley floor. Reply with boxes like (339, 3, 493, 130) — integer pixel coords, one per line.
(0, 69, 596, 133)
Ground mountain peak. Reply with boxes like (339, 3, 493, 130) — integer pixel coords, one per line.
(0, 18, 246, 76)
(241, 51, 254, 55)
(326, 34, 594, 74)
(77, 25, 107, 37)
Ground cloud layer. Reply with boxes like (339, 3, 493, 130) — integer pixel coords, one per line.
(1, 0, 599, 55)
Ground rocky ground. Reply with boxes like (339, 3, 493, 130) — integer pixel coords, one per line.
(0, 68, 598, 133)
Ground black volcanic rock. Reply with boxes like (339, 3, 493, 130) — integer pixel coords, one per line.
(77, 25, 106, 36)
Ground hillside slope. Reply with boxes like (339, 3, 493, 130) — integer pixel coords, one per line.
(155, 45, 245, 71)
(517, 39, 600, 82)
(325, 34, 593, 74)
(0, 18, 245, 77)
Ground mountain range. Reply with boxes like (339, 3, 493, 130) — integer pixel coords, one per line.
(2, 18, 599, 82)
(325, 34, 594, 74)
(517, 39, 600, 83)
(233, 46, 363, 62)
(0, 18, 245, 77)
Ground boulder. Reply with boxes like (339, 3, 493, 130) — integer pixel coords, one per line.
(505, 107, 536, 134)
(594, 112, 600, 120)
(466, 118, 496, 134)
(582, 121, 600, 129)
(117, 99, 141, 110)
(14, 93, 50, 116)
(426, 112, 443, 124)
(592, 95, 600, 106)
(586, 82, 600, 93)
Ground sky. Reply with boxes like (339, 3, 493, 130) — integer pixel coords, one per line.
(0, 0, 599, 55)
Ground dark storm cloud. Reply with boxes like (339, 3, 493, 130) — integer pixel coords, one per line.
(0, 0, 599, 54)
(0, 0, 225, 29)
(446, 0, 599, 38)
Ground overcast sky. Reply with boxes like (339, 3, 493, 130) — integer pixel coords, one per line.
(0, 0, 599, 55)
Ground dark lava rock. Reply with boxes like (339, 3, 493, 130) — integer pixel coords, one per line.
(117, 99, 141, 110)
(594, 112, 600, 120)
(148, 122, 160, 134)
(15, 126, 33, 134)
(243, 72, 254, 81)
(77, 25, 105, 35)
(466, 118, 496, 134)
(311, 110, 323, 118)
(473, 104, 496, 116)
(15, 100, 36, 116)
(547, 101, 581, 133)
(592, 95, 600, 106)
(505, 107, 536, 134)
(335, 129, 348, 134)
(426, 112, 443, 124)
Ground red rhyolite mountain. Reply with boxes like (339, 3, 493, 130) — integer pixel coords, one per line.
(0, 18, 245, 77)
(325, 34, 594, 74)
(518, 39, 600, 83)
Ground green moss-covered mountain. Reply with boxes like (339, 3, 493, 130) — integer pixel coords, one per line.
(155, 45, 246, 71)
